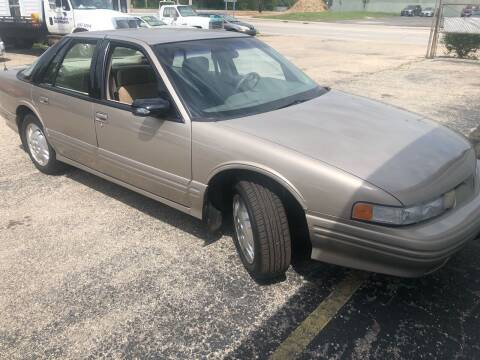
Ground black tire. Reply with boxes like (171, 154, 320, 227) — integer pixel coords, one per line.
(233, 177, 291, 280)
(14, 39, 34, 49)
(21, 114, 65, 175)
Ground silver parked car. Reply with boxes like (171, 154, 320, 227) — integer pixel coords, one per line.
(1, 29, 479, 280)
(198, 13, 257, 36)
(420, 7, 435, 17)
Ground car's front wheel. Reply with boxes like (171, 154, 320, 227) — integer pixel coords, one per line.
(232, 178, 291, 280)
(22, 114, 65, 174)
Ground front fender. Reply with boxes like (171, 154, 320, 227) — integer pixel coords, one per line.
(208, 161, 308, 210)
(192, 121, 402, 220)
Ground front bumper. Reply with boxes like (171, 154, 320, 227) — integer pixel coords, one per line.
(238, 28, 257, 36)
(308, 161, 480, 277)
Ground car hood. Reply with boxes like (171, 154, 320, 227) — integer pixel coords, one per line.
(218, 90, 475, 205)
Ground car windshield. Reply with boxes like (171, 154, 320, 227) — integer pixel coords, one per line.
(424, 7, 432, 10)
(71, 0, 113, 9)
(178, 6, 197, 16)
(154, 37, 325, 121)
(143, 16, 165, 26)
(224, 15, 239, 22)
(406, 5, 417, 9)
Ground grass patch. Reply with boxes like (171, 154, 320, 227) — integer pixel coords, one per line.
(33, 43, 49, 51)
(257, 11, 395, 22)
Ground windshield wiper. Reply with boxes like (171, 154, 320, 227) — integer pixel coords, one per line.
(277, 99, 307, 110)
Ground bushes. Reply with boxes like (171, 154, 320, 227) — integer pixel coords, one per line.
(443, 33, 480, 59)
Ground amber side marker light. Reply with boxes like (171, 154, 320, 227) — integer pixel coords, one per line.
(352, 203, 373, 221)
(31, 13, 40, 24)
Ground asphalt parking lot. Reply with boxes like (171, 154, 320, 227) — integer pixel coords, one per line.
(1, 20, 480, 359)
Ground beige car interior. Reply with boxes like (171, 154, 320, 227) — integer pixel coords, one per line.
(107, 48, 161, 105)
(116, 66, 158, 104)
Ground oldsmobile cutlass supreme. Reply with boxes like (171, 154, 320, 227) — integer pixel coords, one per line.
(1, 29, 479, 280)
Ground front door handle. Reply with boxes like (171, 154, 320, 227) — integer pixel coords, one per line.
(39, 96, 49, 104)
(95, 112, 108, 127)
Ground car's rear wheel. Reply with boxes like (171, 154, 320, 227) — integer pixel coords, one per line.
(22, 114, 65, 174)
(232, 178, 291, 280)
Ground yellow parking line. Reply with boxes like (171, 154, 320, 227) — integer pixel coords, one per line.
(270, 271, 368, 360)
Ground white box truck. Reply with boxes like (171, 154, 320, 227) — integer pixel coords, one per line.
(0, 0, 138, 48)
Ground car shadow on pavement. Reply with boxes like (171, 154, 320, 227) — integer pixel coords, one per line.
(65, 167, 215, 245)
(63, 166, 343, 285)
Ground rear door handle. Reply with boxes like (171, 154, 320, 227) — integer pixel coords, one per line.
(95, 112, 108, 127)
(39, 96, 49, 104)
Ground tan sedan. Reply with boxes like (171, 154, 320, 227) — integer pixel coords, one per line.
(1, 29, 479, 280)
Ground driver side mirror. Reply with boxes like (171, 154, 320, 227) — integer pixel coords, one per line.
(132, 98, 170, 118)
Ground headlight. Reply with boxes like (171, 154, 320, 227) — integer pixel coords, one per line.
(352, 190, 456, 226)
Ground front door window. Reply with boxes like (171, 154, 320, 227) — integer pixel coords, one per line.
(105, 44, 175, 119)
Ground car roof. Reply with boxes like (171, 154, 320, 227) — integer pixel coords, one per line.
(68, 28, 248, 45)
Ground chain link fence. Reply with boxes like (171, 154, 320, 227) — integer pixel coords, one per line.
(426, 1, 480, 59)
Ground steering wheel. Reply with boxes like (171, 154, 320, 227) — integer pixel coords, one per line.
(234, 72, 260, 93)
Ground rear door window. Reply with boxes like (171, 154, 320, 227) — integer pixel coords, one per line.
(44, 41, 97, 95)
